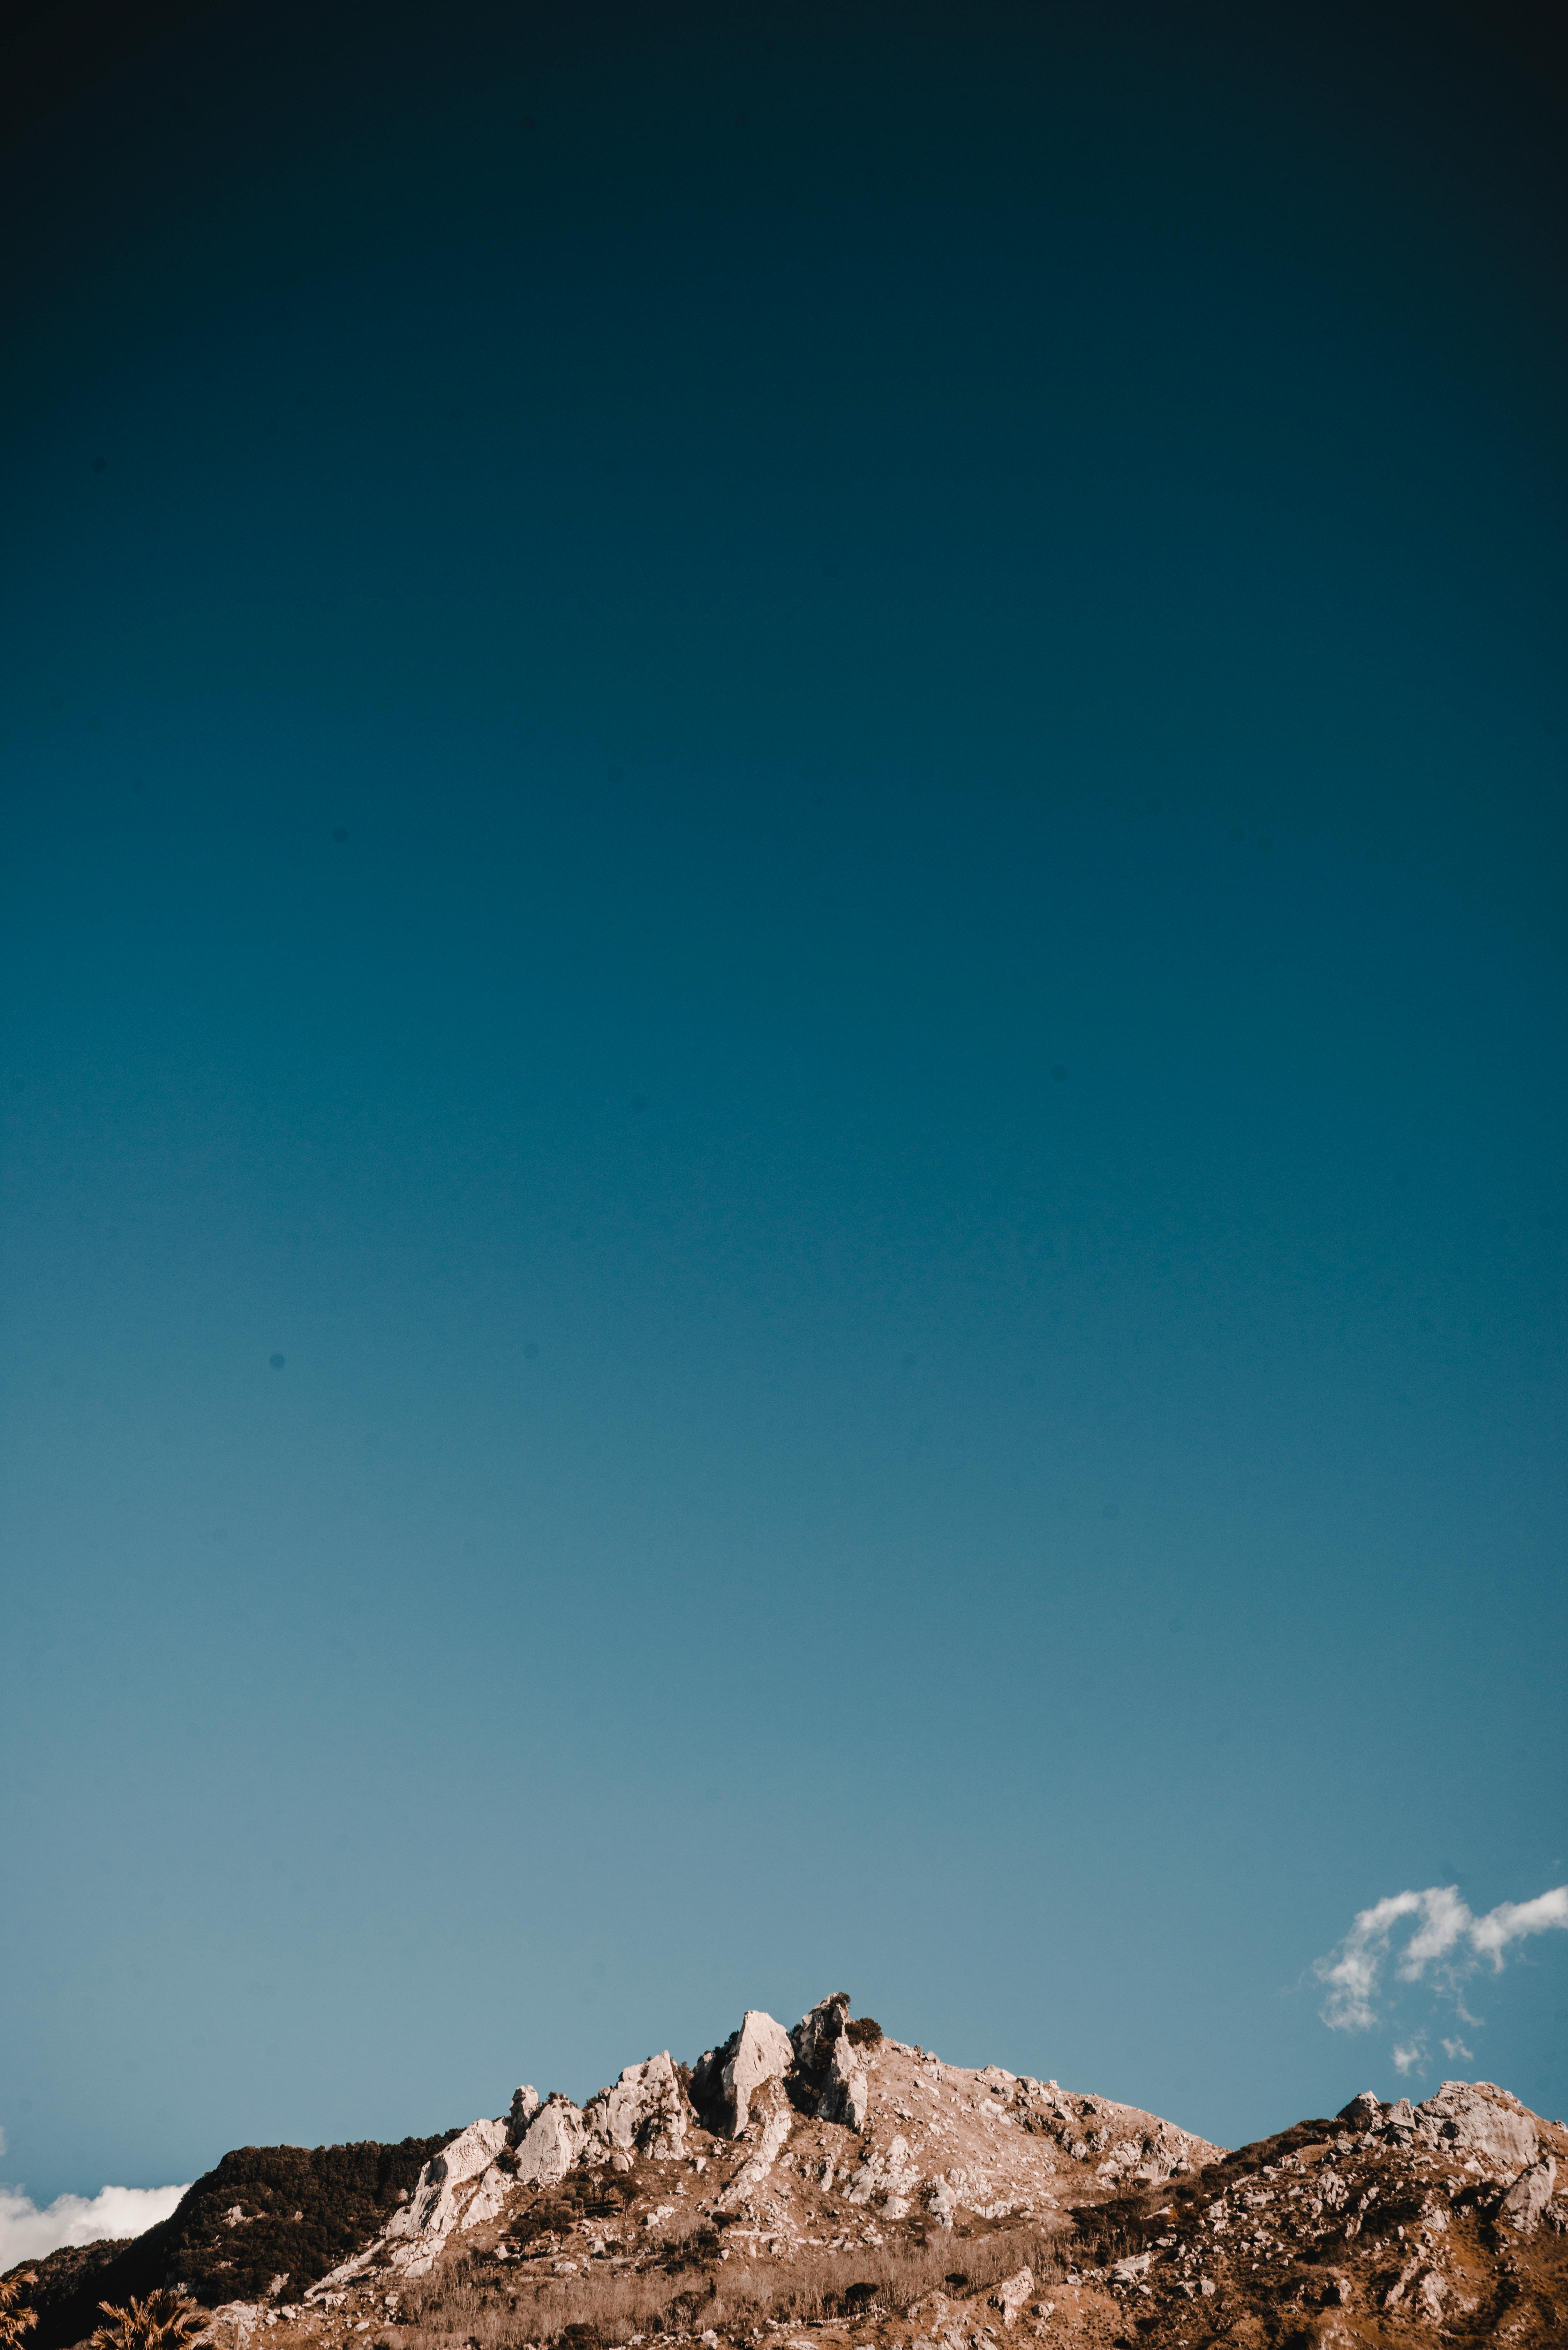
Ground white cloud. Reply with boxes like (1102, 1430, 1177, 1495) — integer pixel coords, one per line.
(0, 2182, 188, 2270)
(1469, 1885, 1568, 1959)
(1316, 1880, 1568, 2033)
(1443, 2037, 1474, 2063)
(1391, 2041, 1425, 2076)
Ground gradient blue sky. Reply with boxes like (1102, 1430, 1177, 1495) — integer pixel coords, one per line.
(2, 0, 1566, 2216)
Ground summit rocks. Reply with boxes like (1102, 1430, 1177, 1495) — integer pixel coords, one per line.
(512, 2097, 586, 2188)
(1410, 2077, 1541, 2168)
(584, 2054, 690, 2162)
(722, 2014, 795, 2137)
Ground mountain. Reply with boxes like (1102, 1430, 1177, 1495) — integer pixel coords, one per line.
(9, 1991, 1565, 2348)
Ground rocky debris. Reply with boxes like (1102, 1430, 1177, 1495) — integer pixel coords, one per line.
(1500, 2154, 1558, 2232)
(1052, 2083, 1568, 2350)
(717, 2078, 795, 2211)
(513, 2094, 586, 2185)
(1018, 2081, 1202, 2186)
(844, 2134, 920, 2215)
(583, 2053, 689, 2162)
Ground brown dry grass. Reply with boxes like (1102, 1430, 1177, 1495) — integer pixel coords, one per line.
(390, 2222, 1067, 2350)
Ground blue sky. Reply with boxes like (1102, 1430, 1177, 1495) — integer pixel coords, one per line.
(2, 0, 1565, 2220)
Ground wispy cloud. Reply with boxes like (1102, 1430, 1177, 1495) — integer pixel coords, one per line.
(1316, 1881, 1568, 2033)
(0, 2182, 188, 2270)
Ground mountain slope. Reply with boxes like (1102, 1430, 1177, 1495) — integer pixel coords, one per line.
(10, 1994, 1565, 2349)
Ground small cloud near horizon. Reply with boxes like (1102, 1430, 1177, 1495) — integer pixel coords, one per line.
(0, 2181, 188, 2270)
(1314, 1882, 1568, 2073)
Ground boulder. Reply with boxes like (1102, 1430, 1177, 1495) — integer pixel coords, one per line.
(721, 2011, 795, 2135)
(515, 2095, 587, 2185)
(584, 2052, 690, 2160)
(989, 2267, 1034, 2325)
(1414, 2081, 1539, 2170)
(927, 2181, 958, 2227)
(1415, 2270, 1447, 2319)
(1110, 2251, 1153, 2284)
(1336, 2092, 1381, 2129)
(509, 2086, 540, 2140)
(1498, 2154, 1557, 2234)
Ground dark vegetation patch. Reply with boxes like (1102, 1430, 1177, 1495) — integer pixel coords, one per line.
(1069, 2191, 1160, 2270)
(1181, 2119, 1341, 2202)
(505, 2168, 645, 2253)
(1066, 2117, 1349, 2274)
(844, 2018, 882, 2049)
(11, 2134, 460, 2347)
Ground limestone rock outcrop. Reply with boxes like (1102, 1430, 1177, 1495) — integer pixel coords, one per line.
(381, 2117, 509, 2274)
(792, 1993, 851, 2074)
(1413, 2079, 1540, 2170)
(514, 2094, 586, 2184)
(816, 2029, 870, 2132)
(583, 2052, 690, 2161)
(693, 2010, 794, 2136)
(717, 2078, 794, 2210)
(1498, 2153, 1557, 2232)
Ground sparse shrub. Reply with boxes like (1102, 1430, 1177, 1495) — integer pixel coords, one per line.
(0, 2271, 38, 2350)
(88, 2292, 207, 2350)
(845, 2018, 883, 2049)
(1069, 2193, 1159, 2270)
(391, 2217, 1066, 2350)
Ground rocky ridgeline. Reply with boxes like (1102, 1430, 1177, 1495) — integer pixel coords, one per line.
(291, 1993, 1219, 2300)
(11, 1996, 1566, 2349)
